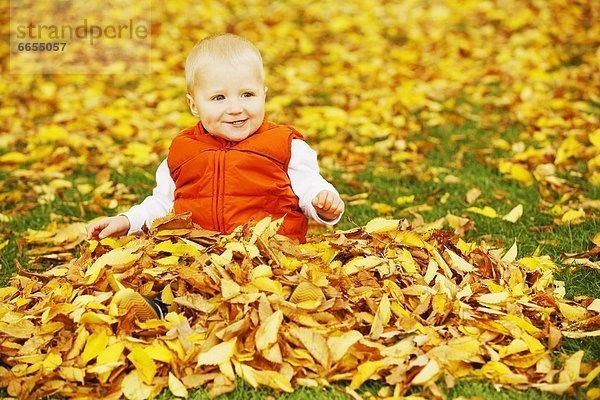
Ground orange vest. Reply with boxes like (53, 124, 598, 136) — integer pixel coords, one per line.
(167, 119, 309, 242)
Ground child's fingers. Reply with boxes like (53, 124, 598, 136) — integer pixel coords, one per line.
(312, 191, 344, 215)
(332, 199, 344, 214)
(319, 192, 331, 210)
(320, 191, 335, 209)
(98, 221, 121, 239)
(86, 221, 105, 240)
(312, 191, 326, 208)
(98, 226, 113, 240)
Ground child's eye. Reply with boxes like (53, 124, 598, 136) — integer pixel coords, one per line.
(212, 95, 225, 101)
(241, 92, 255, 98)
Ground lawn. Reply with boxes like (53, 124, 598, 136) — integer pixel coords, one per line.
(1, 0, 599, 399)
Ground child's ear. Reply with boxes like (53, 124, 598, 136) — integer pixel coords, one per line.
(186, 94, 200, 117)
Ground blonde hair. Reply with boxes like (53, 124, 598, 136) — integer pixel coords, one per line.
(185, 33, 264, 93)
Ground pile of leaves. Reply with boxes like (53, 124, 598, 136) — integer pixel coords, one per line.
(0, 214, 599, 399)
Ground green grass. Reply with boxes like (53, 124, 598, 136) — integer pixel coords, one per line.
(0, 122, 598, 399)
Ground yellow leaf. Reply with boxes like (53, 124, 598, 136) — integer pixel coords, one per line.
(499, 339, 528, 358)
(350, 360, 383, 389)
(250, 277, 283, 295)
(499, 161, 534, 184)
(397, 248, 418, 275)
(592, 232, 600, 247)
(123, 142, 155, 166)
(502, 241, 518, 262)
(289, 327, 331, 367)
(477, 292, 509, 305)
(77, 184, 94, 195)
(198, 338, 237, 366)
(588, 299, 600, 313)
(81, 330, 109, 365)
(532, 382, 575, 395)
(85, 247, 142, 284)
(585, 365, 600, 387)
(249, 264, 273, 279)
(327, 330, 363, 363)
(504, 351, 548, 369)
(412, 358, 441, 385)
(255, 310, 283, 351)
(364, 218, 400, 234)
(342, 256, 383, 275)
(394, 231, 425, 247)
(221, 279, 241, 300)
(465, 187, 481, 204)
(517, 256, 555, 271)
(168, 372, 188, 398)
(590, 130, 600, 147)
(162, 284, 175, 305)
(252, 369, 293, 393)
(97, 341, 124, 364)
(586, 388, 600, 400)
(152, 240, 201, 257)
(559, 350, 584, 383)
(521, 332, 545, 354)
(503, 204, 523, 223)
(561, 208, 585, 224)
(0, 286, 18, 301)
(127, 347, 157, 385)
(78, 311, 117, 325)
(42, 353, 62, 373)
(479, 361, 528, 384)
(225, 242, 260, 259)
(145, 343, 172, 363)
(96, 342, 124, 383)
(562, 330, 600, 339)
(558, 302, 589, 322)
(249, 216, 272, 243)
(66, 327, 89, 360)
(446, 249, 475, 272)
(590, 172, 600, 186)
(154, 255, 179, 266)
(371, 202, 396, 214)
(502, 315, 541, 335)
(0, 151, 28, 163)
(121, 370, 152, 400)
(395, 195, 415, 206)
(370, 295, 391, 339)
(36, 124, 69, 142)
(234, 362, 259, 388)
(555, 136, 582, 165)
(466, 206, 499, 218)
(509, 163, 534, 184)
(112, 122, 135, 139)
(59, 366, 85, 383)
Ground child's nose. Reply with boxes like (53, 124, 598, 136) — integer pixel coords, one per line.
(226, 99, 243, 114)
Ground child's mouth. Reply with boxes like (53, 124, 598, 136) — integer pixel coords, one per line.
(228, 119, 247, 127)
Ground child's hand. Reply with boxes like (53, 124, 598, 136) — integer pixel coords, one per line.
(311, 190, 344, 221)
(86, 215, 131, 240)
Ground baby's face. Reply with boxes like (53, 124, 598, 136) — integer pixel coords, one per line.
(187, 60, 266, 142)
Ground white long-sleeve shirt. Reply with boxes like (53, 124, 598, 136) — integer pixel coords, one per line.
(122, 139, 342, 234)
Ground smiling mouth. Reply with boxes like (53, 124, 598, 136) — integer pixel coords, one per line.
(227, 119, 247, 126)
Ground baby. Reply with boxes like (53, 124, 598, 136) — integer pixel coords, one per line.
(87, 33, 344, 243)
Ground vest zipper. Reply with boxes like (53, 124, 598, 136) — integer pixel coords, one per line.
(212, 151, 220, 232)
(218, 149, 227, 231)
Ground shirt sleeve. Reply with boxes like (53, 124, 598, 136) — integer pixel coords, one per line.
(121, 158, 175, 234)
(288, 139, 343, 226)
